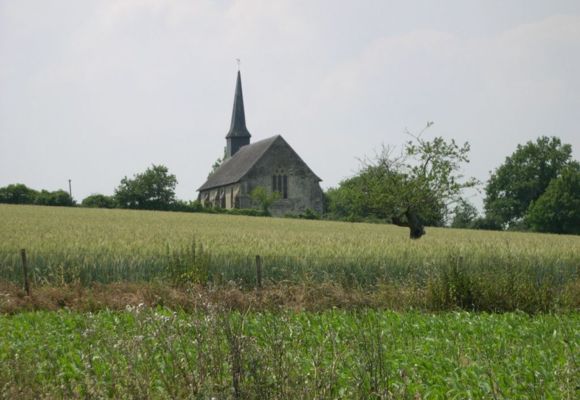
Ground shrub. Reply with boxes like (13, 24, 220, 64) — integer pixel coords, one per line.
(167, 239, 210, 286)
(34, 190, 75, 206)
(0, 184, 38, 204)
(170, 200, 203, 213)
(250, 186, 279, 215)
(82, 194, 116, 209)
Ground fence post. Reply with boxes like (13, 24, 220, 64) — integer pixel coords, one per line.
(20, 249, 31, 296)
(255, 255, 262, 290)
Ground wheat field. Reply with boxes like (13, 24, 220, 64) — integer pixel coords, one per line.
(1, 204, 578, 311)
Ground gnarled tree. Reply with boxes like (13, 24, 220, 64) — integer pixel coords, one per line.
(328, 124, 477, 239)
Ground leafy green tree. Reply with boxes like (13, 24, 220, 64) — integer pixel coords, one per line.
(325, 182, 370, 222)
(526, 163, 580, 234)
(250, 186, 279, 215)
(484, 136, 573, 227)
(35, 190, 75, 206)
(327, 125, 477, 238)
(115, 164, 177, 210)
(451, 199, 479, 229)
(82, 194, 116, 209)
(0, 184, 38, 204)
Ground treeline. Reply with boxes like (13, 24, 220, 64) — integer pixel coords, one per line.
(451, 136, 579, 234)
(2, 135, 578, 236)
(0, 184, 74, 207)
(82, 164, 269, 217)
(0, 165, 268, 217)
(324, 135, 579, 235)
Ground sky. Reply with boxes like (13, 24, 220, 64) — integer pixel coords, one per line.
(1, 0, 579, 208)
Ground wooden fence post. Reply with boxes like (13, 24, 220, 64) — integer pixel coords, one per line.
(20, 249, 30, 296)
(255, 255, 262, 290)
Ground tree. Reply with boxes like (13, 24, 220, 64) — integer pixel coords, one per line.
(208, 153, 225, 179)
(484, 136, 573, 227)
(526, 163, 580, 234)
(34, 190, 75, 206)
(0, 184, 38, 204)
(115, 164, 177, 210)
(328, 124, 477, 239)
(250, 186, 279, 215)
(82, 194, 116, 209)
(325, 182, 371, 222)
(451, 199, 479, 229)
(0, 184, 75, 206)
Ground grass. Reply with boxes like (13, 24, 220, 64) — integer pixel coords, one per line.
(1, 204, 579, 398)
(1, 309, 577, 399)
(1, 204, 578, 312)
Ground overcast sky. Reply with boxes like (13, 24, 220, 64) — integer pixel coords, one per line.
(1, 0, 579, 208)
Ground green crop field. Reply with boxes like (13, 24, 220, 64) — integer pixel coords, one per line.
(0, 204, 579, 398)
(1, 309, 578, 399)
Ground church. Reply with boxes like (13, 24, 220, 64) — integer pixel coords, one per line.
(197, 71, 324, 216)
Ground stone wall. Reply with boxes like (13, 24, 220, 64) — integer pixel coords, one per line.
(241, 137, 323, 216)
(199, 136, 324, 216)
(199, 183, 240, 209)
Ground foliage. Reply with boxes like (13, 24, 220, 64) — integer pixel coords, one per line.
(450, 199, 479, 229)
(250, 186, 280, 215)
(469, 216, 503, 231)
(299, 208, 320, 220)
(207, 152, 225, 179)
(166, 238, 210, 286)
(81, 194, 116, 209)
(484, 136, 573, 227)
(170, 199, 203, 212)
(34, 190, 75, 206)
(282, 208, 321, 220)
(0, 310, 577, 398)
(327, 124, 477, 238)
(114, 164, 177, 210)
(0, 184, 74, 206)
(527, 163, 580, 234)
(0, 183, 38, 204)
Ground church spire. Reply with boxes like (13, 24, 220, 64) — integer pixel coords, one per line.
(225, 69, 251, 157)
(226, 70, 251, 139)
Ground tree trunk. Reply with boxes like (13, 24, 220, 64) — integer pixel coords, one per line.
(392, 209, 426, 239)
(405, 209, 425, 239)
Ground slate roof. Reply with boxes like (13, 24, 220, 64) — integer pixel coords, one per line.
(198, 136, 280, 191)
(226, 70, 251, 138)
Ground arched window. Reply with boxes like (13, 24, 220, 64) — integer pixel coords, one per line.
(272, 173, 288, 199)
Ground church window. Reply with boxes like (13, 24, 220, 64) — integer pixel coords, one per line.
(277, 175, 283, 194)
(272, 174, 288, 199)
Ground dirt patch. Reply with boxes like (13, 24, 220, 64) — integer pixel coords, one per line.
(0, 281, 422, 314)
